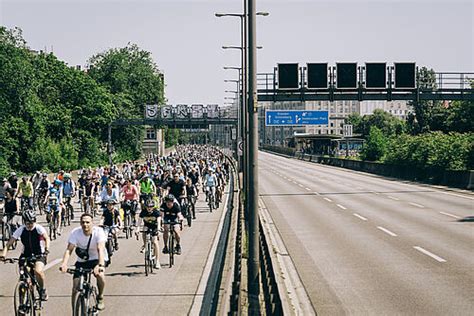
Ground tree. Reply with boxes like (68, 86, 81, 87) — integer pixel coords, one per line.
(360, 126, 387, 161)
(88, 43, 165, 161)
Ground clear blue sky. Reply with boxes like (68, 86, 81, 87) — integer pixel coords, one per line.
(1, 0, 472, 105)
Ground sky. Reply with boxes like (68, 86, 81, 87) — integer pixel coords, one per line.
(1, 0, 473, 106)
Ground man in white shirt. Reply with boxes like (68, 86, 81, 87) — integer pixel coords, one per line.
(60, 213, 107, 311)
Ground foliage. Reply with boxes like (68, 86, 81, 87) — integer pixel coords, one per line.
(87, 43, 165, 160)
(384, 132, 473, 170)
(360, 126, 387, 161)
(0, 27, 168, 176)
(346, 109, 406, 138)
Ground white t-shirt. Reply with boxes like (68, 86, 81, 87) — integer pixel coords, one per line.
(68, 226, 108, 262)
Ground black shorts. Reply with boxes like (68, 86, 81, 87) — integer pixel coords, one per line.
(19, 255, 47, 267)
(74, 260, 99, 278)
(163, 216, 178, 224)
(144, 226, 159, 237)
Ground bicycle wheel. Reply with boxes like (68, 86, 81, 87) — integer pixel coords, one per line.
(169, 232, 174, 268)
(144, 242, 150, 276)
(187, 212, 192, 227)
(1, 222, 6, 249)
(68, 204, 73, 225)
(14, 281, 34, 316)
(148, 241, 154, 274)
(73, 292, 86, 316)
(124, 215, 130, 239)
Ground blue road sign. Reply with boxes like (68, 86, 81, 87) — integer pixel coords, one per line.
(265, 110, 329, 126)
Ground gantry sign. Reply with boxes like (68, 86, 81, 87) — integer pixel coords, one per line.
(111, 104, 238, 129)
(257, 63, 474, 102)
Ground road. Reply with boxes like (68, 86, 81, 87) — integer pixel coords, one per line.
(0, 190, 228, 315)
(259, 151, 474, 315)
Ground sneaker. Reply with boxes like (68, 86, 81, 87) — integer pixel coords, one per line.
(40, 289, 49, 301)
(154, 261, 161, 270)
(140, 245, 145, 253)
(162, 246, 169, 254)
(97, 297, 105, 310)
(175, 244, 181, 255)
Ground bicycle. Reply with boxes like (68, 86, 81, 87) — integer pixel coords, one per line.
(46, 197, 60, 240)
(140, 228, 156, 276)
(3, 255, 45, 316)
(180, 197, 192, 227)
(122, 200, 136, 239)
(163, 219, 181, 268)
(66, 267, 99, 316)
(101, 225, 117, 265)
(37, 189, 47, 215)
(187, 195, 196, 222)
(2, 213, 19, 250)
(206, 187, 215, 213)
(64, 195, 74, 224)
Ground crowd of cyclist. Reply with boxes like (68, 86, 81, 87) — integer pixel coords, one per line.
(0, 144, 230, 313)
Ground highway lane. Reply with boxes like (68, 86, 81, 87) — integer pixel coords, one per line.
(259, 151, 474, 315)
(0, 191, 227, 315)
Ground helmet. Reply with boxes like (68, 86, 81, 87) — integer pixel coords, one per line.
(1, 178, 6, 182)
(22, 209, 37, 223)
(164, 194, 175, 202)
(106, 199, 117, 205)
(64, 173, 71, 179)
(146, 200, 155, 208)
(54, 179, 62, 186)
(50, 188, 58, 194)
(22, 176, 28, 181)
(10, 172, 16, 177)
(42, 173, 48, 177)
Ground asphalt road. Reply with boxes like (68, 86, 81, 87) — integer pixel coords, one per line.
(0, 190, 226, 316)
(259, 151, 474, 315)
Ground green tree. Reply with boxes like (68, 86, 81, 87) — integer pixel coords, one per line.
(360, 126, 387, 161)
(87, 43, 165, 161)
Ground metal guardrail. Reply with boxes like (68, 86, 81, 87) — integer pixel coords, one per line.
(259, 219, 283, 314)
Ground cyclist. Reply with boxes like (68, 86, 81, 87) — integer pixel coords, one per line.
(185, 178, 197, 220)
(0, 209, 50, 301)
(8, 172, 19, 196)
(1, 177, 11, 199)
(99, 181, 119, 212)
(16, 176, 34, 211)
(121, 179, 139, 226)
(100, 199, 121, 252)
(59, 213, 107, 311)
(2, 188, 20, 230)
(82, 176, 95, 214)
(136, 200, 161, 269)
(77, 172, 87, 204)
(62, 173, 76, 220)
(160, 194, 182, 255)
(44, 180, 63, 234)
(139, 174, 156, 207)
(204, 168, 217, 205)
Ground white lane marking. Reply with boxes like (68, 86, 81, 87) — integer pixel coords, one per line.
(305, 187, 311, 191)
(441, 191, 474, 200)
(323, 197, 332, 202)
(387, 196, 400, 201)
(298, 184, 304, 188)
(413, 246, 446, 263)
(287, 179, 292, 182)
(336, 204, 347, 210)
(44, 258, 62, 271)
(377, 226, 397, 237)
(409, 202, 425, 208)
(292, 181, 297, 185)
(353, 213, 367, 221)
(439, 212, 461, 219)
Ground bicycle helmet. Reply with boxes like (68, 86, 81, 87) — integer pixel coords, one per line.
(54, 179, 62, 186)
(164, 194, 175, 202)
(42, 173, 48, 177)
(146, 200, 155, 208)
(22, 209, 37, 223)
(64, 173, 71, 179)
(22, 176, 28, 181)
(106, 199, 117, 205)
(50, 188, 58, 194)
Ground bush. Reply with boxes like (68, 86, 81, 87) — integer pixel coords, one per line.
(360, 127, 387, 161)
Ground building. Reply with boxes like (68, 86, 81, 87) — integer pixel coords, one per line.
(142, 127, 165, 156)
